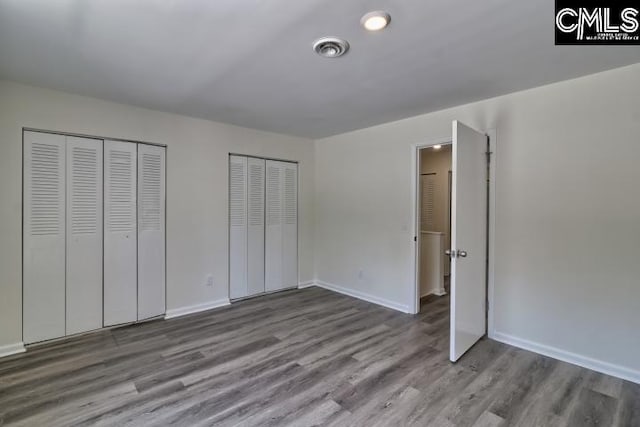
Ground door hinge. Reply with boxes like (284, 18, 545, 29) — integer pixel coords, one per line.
(413, 236, 417, 242)
(486, 135, 492, 164)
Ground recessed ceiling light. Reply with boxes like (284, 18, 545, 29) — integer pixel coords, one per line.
(433, 145, 442, 150)
(313, 37, 350, 58)
(361, 11, 391, 31)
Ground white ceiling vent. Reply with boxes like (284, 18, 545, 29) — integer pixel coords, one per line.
(313, 37, 349, 58)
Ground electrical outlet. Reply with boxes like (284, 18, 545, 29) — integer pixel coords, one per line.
(206, 275, 214, 287)
(358, 270, 364, 280)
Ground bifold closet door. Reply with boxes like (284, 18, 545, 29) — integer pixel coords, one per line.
(229, 155, 248, 299)
(66, 136, 103, 335)
(23, 131, 66, 344)
(137, 144, 166, 320)
(247, 157, 265, 296)
(104, 140, 137, 326)
(281, 162, 298, 289)
(265, 161, 282, 292)
(265, 161, 298, 292)
(229, 155, 265, 300)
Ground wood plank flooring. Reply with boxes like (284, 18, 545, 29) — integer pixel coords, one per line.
(1, 287, 638, 426)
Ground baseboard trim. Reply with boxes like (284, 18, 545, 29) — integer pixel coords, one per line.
(315, 280, 412, 313)
(165, 299, 230, 319)
(491, 331, 640, 385)
(298, 280, 316, 289)
(421, 289, 447, 298)
(0, 342, 26, 358)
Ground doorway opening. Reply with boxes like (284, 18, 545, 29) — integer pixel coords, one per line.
(417, 143, 452, 308)
(412, 121, 496, 362)
(416, 141, 453, 360)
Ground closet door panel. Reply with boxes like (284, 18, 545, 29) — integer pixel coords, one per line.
(23, 131, 66, 344)
(247, 157, 265, 296)
(104, 140, 137, 326)
(282, 163, 298, 289)
(66, 136, 103, 335)
(138, 144, 166, 320)
(229, 155, 248, 299)
(265, 161, 283, 292)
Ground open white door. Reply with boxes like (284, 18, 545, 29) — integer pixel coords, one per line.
(450, 120, 488, 362)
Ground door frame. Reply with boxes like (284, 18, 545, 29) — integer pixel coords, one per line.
(410, 129, 496, 337)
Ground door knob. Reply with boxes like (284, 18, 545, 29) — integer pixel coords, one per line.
(457, 250, 467, 258)
(445, 249, 455, 258)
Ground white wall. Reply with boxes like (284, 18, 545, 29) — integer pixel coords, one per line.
(0, 80, 314, 349)
(315, 63, 640, 379)
(2, 65, 639, 382)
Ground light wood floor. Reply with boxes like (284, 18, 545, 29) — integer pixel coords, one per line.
(1, 287, 638, 426)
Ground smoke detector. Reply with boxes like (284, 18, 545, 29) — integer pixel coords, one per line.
(313, 37, 350, 58)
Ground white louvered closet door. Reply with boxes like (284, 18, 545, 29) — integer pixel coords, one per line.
(247, 157, 265, 296)
(281, 162, 298, 289)
(138, 144, 166, 320)
(229, 155, 248, 299)
(23, 131, 66, 344)
(104, 140, 138, 326)
(421, 174, 436, 231)
(265, 161, 283, 292)
(66, 137, 103, 335)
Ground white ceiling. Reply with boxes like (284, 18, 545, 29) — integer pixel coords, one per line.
(1, 0, 638, 139)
